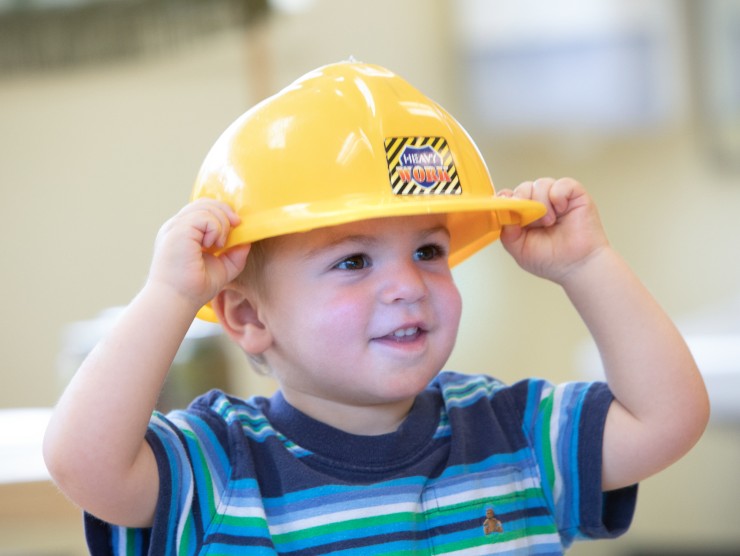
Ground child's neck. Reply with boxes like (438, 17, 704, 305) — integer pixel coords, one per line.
(281, 390, 415, 436)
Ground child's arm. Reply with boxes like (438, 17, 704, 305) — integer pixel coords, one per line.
(498, 178, 709, 491)
(43, 199, 250, 527)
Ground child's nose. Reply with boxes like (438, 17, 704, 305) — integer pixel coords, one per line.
(379, 260, 428, 305)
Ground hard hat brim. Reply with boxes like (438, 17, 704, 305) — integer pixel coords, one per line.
(221, 195, 546, 264)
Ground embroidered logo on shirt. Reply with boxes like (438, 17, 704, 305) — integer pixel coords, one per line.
(482, 507, 503, 535)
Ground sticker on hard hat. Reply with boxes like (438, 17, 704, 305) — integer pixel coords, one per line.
(385, 137, 462, 195)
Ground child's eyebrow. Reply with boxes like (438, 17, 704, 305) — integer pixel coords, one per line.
(301, 224, 450, 260)
(418, 225, 451, 241)
(298, 234, 373, 262)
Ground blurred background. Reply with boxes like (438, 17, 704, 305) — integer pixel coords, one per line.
(1, 0, 738, 554)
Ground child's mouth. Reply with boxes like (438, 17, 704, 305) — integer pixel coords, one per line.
(387, 327, 422, 342)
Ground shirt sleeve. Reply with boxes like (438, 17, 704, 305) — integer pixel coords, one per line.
(513, 379, 637, 546)
(84, 403, 233, 555)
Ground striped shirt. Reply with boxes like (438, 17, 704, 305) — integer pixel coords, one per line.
(85, 372, 636, 555)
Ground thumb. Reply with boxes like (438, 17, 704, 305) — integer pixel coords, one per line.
(500, 224, 523, 250)
(221, 244, 252, 283)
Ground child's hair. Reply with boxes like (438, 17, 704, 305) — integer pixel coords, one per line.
(235, 239, 273, 299)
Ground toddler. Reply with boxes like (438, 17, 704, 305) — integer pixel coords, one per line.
(44, 62, 709, 555)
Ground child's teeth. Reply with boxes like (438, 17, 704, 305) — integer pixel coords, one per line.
(393, 327, 417, 337)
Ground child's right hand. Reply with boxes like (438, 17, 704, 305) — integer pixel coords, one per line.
(147, 198, 251, 313)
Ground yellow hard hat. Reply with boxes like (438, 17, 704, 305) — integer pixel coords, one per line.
(192, 61, 545, 321)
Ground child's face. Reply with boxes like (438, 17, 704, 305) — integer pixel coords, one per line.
(255, 214, 462, 419)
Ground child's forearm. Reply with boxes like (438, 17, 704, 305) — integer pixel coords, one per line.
(44, 199, 247, 526)
(43, 282, 199, 526)
(560, 246, 709, 490)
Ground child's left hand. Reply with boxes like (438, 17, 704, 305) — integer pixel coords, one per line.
(500, 177, 709, 492)
(497, 178, 610, 284)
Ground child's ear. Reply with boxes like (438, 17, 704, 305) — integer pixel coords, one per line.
(212, 287, 273, 355)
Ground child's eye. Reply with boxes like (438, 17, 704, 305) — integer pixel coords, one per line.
(334, 254, 371, 270)
(414, 243, 446, 262)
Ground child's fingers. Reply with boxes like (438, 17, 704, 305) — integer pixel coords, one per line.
(178, 199, 239, 250)
(199, 214, 229, 250)
(549, 177, 582, 216)
(508, 179, 557, 227)
(531, 178, 558, 226)
(505, 178, 584, 228)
